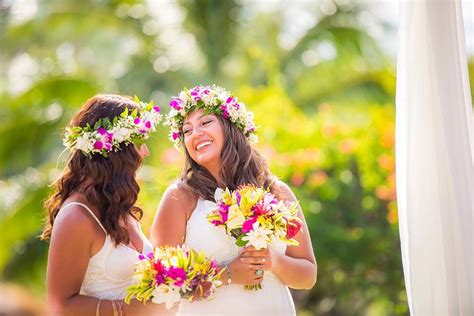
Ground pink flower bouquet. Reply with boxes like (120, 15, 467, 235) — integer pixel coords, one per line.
(207, 185, 303, 289)
(125, 246, 223, 309)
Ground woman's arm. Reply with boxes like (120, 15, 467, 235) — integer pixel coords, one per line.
(150, 183, 195, 247)
(47, 205, 172, 315)
(240, 180, 317, 290)
(47, 204, 105, 315)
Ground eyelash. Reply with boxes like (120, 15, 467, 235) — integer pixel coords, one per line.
(183, 120, 212, 134)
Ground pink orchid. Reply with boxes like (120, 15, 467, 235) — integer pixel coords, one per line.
(220, 105, 230, 119)
(169, 98, 183, 110)
(93, 141, 103, 150)
(172, 132, 181, 140)
(242, 217, 257, 233)
(167, 267, 187, 287)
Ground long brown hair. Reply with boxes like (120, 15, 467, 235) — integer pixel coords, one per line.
(180, 114, 275, 201)
(41, 94, 143, 245)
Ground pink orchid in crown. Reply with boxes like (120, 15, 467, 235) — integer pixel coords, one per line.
(164, 85, 259, 148)
(169, 98, 183, 111)
(64, 96, 162, 158)
(172, 132, 181, 141)
(94, 127, 114, 151)
(134, 118, 153, 134)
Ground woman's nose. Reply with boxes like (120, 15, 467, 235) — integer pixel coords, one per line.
(140, 144, 150, 157)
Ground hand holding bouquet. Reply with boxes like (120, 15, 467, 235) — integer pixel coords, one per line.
(207, 185, 303, 289)
(125, 246, 223, 309)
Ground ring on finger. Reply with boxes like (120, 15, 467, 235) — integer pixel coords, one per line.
(255, 269, 264, 276)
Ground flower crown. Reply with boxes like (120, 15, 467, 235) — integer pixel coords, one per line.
(63, 96, 162, 158)
(165, 85, 258, 148)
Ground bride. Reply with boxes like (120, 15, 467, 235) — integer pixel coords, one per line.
(42, 94, 170, 315)
(151, 85, 317, 315)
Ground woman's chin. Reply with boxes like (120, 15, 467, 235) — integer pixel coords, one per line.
(194, 152, 219, 169)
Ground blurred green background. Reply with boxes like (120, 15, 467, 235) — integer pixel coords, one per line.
(1, 0, 473, 315)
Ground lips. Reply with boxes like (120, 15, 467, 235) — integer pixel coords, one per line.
(196, 140, 213, 151)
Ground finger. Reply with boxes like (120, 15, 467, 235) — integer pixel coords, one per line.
(240, 257, 265, 264)
(248, 264, 263, 271)
(243, 246, 257, 252)
(240, 250, 269, 257)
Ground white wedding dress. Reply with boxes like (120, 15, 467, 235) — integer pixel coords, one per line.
(59, 202, 153, 300)
(178, 199, 296, 316)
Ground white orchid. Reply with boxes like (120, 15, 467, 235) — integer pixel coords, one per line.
(151, 284, 182, 310)
(241, 222, 273, 250)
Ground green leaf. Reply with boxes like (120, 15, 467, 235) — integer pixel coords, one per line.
(120, 108, 129, 118)
(235, 234, 248, 247)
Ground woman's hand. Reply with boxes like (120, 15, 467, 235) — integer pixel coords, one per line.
(239, 246, 278, 274)
(226, 250, 266, 286)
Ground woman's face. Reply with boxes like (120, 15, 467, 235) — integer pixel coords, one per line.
(183, 109, 224, 171)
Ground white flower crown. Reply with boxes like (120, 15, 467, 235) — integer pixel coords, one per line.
(164, 85, 258, 148)
(63, 96, 162, 158)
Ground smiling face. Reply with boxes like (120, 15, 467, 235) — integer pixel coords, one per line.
(183, 109, 224, 175)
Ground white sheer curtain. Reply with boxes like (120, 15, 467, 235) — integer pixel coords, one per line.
(396, 0, 474, 314)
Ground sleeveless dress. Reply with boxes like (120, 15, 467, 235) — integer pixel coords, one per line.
(178, 199, 296, 316)
(59, 202, 153, 301)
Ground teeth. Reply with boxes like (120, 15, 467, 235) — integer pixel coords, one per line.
(196, 141, 212, 151)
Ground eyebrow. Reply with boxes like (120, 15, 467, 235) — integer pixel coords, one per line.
(183, 113, 210, 126)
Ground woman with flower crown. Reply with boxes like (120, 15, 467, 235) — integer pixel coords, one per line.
(151, 85, 317, 315)
(41, 94, 172, 315)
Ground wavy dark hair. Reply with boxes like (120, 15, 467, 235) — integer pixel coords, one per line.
(180, 114, 275, 201)
(41, 94, 143, 245)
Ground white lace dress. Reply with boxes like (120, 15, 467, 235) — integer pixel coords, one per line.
(178, 199, 296, 316)
(60, 202, 153, 300)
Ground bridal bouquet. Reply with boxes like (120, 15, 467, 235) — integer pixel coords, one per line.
(207, 185, 303, 289)
(125, 246, 223, 309)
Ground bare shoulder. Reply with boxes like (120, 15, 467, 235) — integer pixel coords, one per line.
(151, 182, 196, 245)
(51, 203, 100, 241)
(160, 182, 197, 217)
(272, 179, 297, 201)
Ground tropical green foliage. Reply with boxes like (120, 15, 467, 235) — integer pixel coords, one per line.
(3, 0, 470, 315)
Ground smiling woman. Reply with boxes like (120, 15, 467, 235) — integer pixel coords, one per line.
(151, 85, 317, 315)
(182, 110, 225, 178)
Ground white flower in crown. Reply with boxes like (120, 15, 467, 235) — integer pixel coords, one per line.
(164, 85, 258, 149)
(63, 96, 162, 158)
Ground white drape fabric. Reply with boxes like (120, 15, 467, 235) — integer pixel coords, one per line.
(396, 0, 474, 314)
